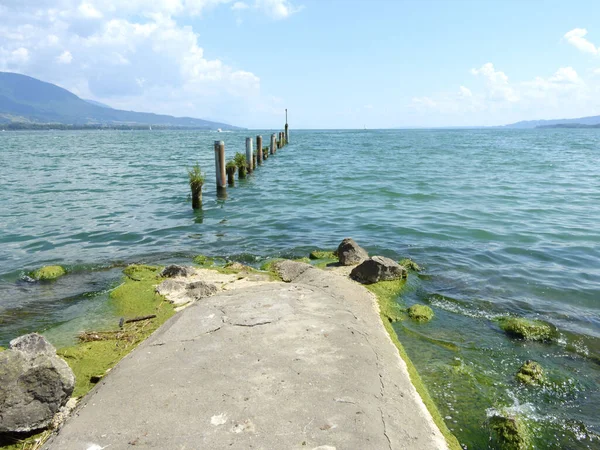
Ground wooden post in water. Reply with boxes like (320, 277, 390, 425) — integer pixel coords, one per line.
(256, 135, 263, 164)
(285, 108, 289, 144)
(245, 137, 253, 173)
(214, 140, 226, 195)
(270, 133, 276, 155)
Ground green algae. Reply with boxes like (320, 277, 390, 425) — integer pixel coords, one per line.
(489, 414, 531, 450)
(408, 304, 434, 323)
(309, 250, 336, 260)
(399, 258, 422, 272)
(516, 360, 545, 385)
(57, 265, 175, 398)
(0, 346, 5, 352)
(30, 265, 66, 280)
(259, 258, 284, 273)
(498, 317, 556, 342)
(366, 279, 407, 323)
(193, 254, 214, 266)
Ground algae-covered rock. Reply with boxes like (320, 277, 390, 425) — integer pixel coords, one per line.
(516, 360, 545, 385)
(309, 250, 336, 260)
(123, 264, 160, 281)
(399, 258, 422, 272)
(407, 304, 434, 323)
(498, 317, 556, 342)
(260, 258, 284, 272)
(31, 265, 66, 281)
(488, 414, 531, 450)
(273, 260, 312, 282)
(193, 254, 215, 267)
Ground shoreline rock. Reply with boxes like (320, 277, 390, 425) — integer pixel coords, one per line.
(350, 256, 407, 284)
(0, 334, 75, 433)
(337, 238, 369, 266)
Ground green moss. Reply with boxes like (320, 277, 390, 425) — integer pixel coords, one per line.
(309, 250, 336, 260)
(0, 430, 51, 449)
(193, 254, 215, 267)
(516, 360, 545, 385)
(293, 257, 311, 264)
(260, 258, 284, 273)
(366, 279, 407, 323)
(0, 346, 5, 352)
(399, 258, 422, 272)
(408, 304, 434, 323)
(30, 265, 66, 280)
(489, 414, 531, 450)
(122, 264, 160, 281)
(57, 265, 175, 398)
(498, 317, 556, 342)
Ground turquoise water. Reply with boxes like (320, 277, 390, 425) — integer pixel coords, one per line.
(0, 129, 599, 448)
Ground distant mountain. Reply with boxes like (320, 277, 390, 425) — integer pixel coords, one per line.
(504, 115, 600, 129)
(0, 72, 241, 130)
(83, 99, 113, 109)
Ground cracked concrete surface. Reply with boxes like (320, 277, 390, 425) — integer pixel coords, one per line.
(44, 263, 447, 450)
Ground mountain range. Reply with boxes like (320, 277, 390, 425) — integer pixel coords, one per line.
(504, 115, 600, 128)
(0, 72, 240, 130)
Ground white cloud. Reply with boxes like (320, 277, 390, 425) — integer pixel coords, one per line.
(0, 0, 297, 126)
(78, 2, 103, 19)
(231, 1, 249, 10)
(459, 86, 472, 97)
(471, 62, 519, 102)
(255, 0, 303, 20)
(57, 50, 72, 63)
(564, 28, 598, 55)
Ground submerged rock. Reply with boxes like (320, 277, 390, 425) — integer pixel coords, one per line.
(309, 250, 336, 260)
(350, 256, 406, 284)
(516, 360, 545, 385)
(193, 254, 215, 267)
(0, 333, 75, 433)
(272, 260, 312, 282)
(399, 258, 422, 272)
(159, 265, 195, 278)
(498, 317, 556, 342)
(30, 265, 66, 281)
(407, 304, 434, 323)
(337, 238, 369, 266)
(123, 264, 159, 281)
(488, 414, 530, 450)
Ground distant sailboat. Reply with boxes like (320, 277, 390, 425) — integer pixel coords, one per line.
(217, 128, 222, 132)
(149, 125, 152, 131)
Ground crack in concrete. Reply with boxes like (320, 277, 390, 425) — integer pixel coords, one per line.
(379, 407, 393, 450)
(231, 320, 274, 327)
(151, 325, 223, 346)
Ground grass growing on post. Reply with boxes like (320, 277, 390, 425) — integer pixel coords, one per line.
(234, 152, 247, 178)
(188, 163, 205, 209)
(226, 160, 237, 186)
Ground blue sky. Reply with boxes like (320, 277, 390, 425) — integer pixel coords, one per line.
(1, 0, 600, 128)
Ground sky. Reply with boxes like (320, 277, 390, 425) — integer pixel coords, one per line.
(1, 0, 600, 129)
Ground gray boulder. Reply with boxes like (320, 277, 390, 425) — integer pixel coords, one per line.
(159, 265, 195, 278)
(186, 281, 218, 300)
(350, 256, 407, 284)
(273, 260, 313, 282)
(337, 238, 369, 266)
(0, 333, 75, 433)
(155, 279, 186, 296)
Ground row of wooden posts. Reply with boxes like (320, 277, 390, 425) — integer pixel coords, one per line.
(191, 124, 289, 208)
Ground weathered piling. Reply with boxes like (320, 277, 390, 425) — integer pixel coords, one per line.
(226, 160, 236, 186)
(285, 108, 289, 144)
(245, 137, 254, 173)
(256, 135, 263, 164)
(270, 133, 276, 155)
(214, 141, 226, 194)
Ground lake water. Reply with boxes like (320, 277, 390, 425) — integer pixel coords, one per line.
(1, 129, 599, 448)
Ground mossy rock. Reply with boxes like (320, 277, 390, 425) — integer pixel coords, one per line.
(408, 304, 434, 323)
(309, 250, 336, 260)
(399, 258, 422, 272)
(193, 254, 215, 267)
(260, 258, 284, 272)
(122, 264, 161, 281)
(31, 265, 66, 280)
(489, 414, 531, 450)
(498, 317, 556, 342)
(293, 257, 311, 264)
(516, 360, 545, 385)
